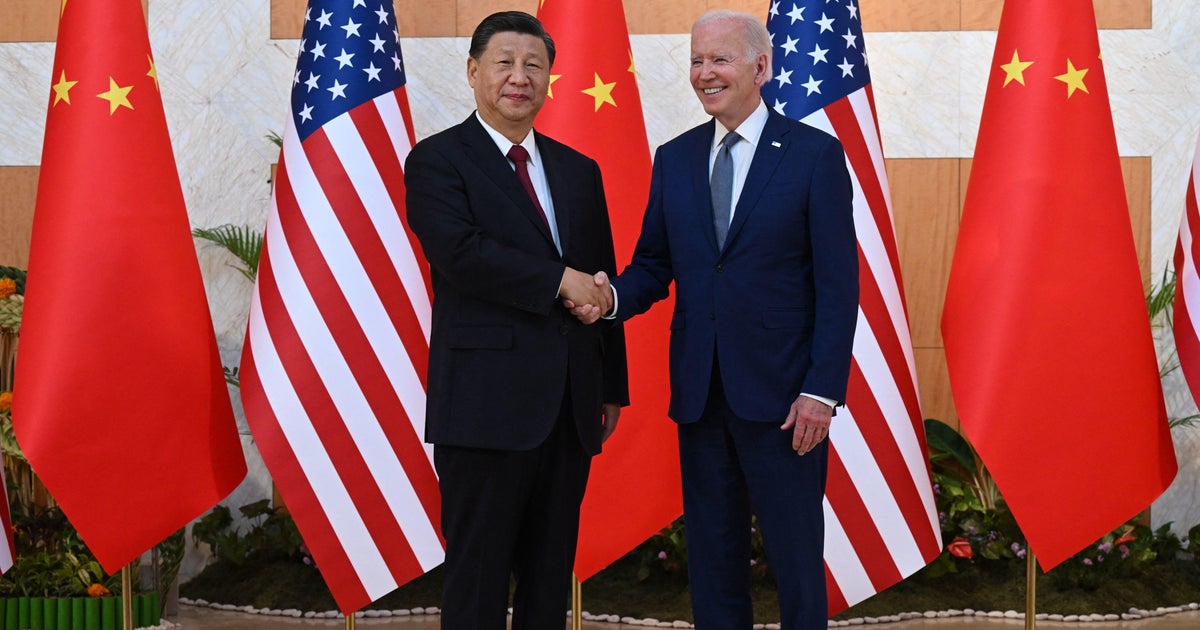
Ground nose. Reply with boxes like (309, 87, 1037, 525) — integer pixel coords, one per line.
(508, 67, 530, 85)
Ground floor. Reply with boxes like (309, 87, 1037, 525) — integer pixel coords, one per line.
(171, 606, 1200, 629)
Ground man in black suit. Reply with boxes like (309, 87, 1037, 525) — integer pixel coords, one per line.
(404, 11, 628, 630)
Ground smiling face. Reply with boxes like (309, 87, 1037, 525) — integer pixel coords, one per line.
(689, 18, 769, 131)
(468, 31, 550, 143)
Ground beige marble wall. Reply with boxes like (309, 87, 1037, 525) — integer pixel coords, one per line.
(1, 0, 1199, 572)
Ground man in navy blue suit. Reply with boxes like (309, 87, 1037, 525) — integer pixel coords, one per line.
(568, 9, 857, 629)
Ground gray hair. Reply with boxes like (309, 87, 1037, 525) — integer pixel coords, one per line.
(693, 9, 773, 78)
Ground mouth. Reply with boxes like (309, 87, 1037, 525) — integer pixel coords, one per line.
(702, 87, 725, 95)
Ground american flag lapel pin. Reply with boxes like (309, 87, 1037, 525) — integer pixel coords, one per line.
(771, 141, 781, 148)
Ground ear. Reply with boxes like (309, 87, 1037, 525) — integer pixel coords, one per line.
(467, 57, 478, 88)
(753, 53, 769, 87)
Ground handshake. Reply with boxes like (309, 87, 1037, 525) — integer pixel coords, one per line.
(559, 268, 614, 325)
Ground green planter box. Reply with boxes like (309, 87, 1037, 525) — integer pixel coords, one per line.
(0, 596, 158, 630)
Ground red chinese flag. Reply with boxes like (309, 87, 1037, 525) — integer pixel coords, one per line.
(941, 0, 1176, 569)
(535, 0, 683, 580)
(14, 0, 246, 572)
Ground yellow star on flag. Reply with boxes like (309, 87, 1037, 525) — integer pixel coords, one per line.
(1000, 49, 1033, 87)
(548, 74, 561, 98)
(1054, 59, 1089, 98)
(628, 50, 636, 75)
(97, 77, 134, 114)
(60, 0, 67, 15)
(147, 55, 159, 91)
(52, 70, 78, 106)
(582, 73, 616, 111)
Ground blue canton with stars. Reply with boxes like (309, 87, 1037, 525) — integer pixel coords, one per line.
(761, 0, 870, 121)
(291, 0, 407, 140)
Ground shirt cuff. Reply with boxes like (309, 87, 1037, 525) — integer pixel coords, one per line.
(801, 393, 838, 408)
(602, 284, 619, 319)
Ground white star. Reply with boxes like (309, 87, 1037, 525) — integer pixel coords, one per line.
(847, 0, 859, 20)
(315, 9, 332, 29)
(774, 67, 793, 87)
(392, 52, 403, 71)
(305, 7, 311, 22)
(342, 18, 362, 38)
(298, 103, 314, 123)
(842, 28, 858, 49)
(393, 26, 401, 43)
(298, 38, 306, 54)
(335, 49, 355, 68)
(328, 79, 348, 100)
(363, 62, 382, 82)
(369, 33, 387, 52)
(787, 3, 805, 23)
(772, 98, 788, 116)
(309, 41, 327, 60)
(837, 58, 855, 77)
(808, 43, 829, 64)
(304, 72, 320, 92)
(815, 13, 835, 32)
(293, 69, 301, 85)
(862, 49, 869, 67)
(802, 75, 822, 95)
(769, 1, 780, 18)
(352, 0, 366, 7)
(375, 5, 390, 24)
(781, 35, 800, 56)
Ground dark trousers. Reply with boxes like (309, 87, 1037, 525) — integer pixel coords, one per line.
(435, 399, 591, 630)
(679, 371, 829, 630)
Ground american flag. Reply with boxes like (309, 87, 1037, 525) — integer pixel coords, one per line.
(239, 0, 442, 612)
(1175, 136, 1200, 408)
(761, 0, 942, 612)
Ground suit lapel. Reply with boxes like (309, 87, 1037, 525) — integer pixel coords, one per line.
(537, 133, 571, 255)
(457, 115, 557, 249)
(725, 111, 789, 250)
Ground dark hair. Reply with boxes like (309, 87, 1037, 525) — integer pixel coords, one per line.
(468, 11, 556, 67)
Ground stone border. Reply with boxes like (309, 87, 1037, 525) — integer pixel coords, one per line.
(178, 598, 1200, 627)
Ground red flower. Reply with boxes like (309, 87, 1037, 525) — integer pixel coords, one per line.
(948, 537, 974, 559)
(1114, 531, 1137, 546)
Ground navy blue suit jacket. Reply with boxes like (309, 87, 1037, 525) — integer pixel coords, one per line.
(612, 108, 857, 424)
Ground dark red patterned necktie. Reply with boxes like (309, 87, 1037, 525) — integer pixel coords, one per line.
(507, 144, 550, 228)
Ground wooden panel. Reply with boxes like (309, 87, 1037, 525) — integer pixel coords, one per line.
(1122, 157, 1152, 287)
(0, 0, 57, 42)
(917, 347, 957, 428)
(455, 0, 537, 37)
(889, 158, 960, 348)
(271, 0, 457, 38)
(962, 0, 1151, 31)
(0, 167, 38, 269)
(860, 0, 960, 32)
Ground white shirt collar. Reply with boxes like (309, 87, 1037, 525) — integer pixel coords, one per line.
(712, 100, 769, 152)
(475, 111, 540, 165)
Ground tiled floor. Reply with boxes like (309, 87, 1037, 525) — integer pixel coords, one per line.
(171, 606, 1200, 629)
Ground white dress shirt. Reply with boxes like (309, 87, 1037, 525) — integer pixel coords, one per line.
(475, 112, 562, 255)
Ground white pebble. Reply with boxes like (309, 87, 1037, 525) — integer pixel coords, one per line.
(393, 609, 410, 616)
(672, 622, 691, 628)
(1003, 610, 1020, 619)
(986, 611, 1004, 618)
(1063, 615, 1079, 622)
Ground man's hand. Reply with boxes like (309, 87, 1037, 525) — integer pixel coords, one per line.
(561, 270, 612, 325)
(601, 403, 621, 443)
(780, 395, 833, 456)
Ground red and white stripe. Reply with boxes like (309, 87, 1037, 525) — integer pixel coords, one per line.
(801, 85, 943, 611)
(0, 463, 12, 574)
(240, 88, 442, 613)
(1175, 136, 1200, 406)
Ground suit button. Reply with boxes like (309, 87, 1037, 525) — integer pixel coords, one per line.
(710, 313, 715, 320)
(715, 264, 724, 272)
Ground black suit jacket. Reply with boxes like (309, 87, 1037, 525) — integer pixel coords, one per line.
(405, 114, 628, 456)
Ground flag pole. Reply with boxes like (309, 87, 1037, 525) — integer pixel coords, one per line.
(572, 574, 582, 630)
(121, 564, 133, 630)
(1025, 550, 1036, 629)
(346, 612, 355, 630)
